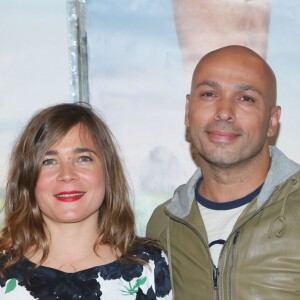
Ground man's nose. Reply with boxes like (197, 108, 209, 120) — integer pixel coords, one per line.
(214, 96, 235, 121)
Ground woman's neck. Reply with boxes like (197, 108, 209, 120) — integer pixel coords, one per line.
(27, 220, 118, 272)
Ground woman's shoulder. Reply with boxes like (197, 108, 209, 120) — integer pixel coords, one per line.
(0, 256, 32, 280)
(130, 242, 168, 265)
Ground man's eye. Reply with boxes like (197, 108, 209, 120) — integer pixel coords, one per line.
(241, 95, 255, 102)
(201, 92, 215, 97)
(42, 159, 56, 165)
(78, 156, 92, 162)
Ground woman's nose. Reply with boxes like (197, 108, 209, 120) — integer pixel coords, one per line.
(57, 161, 78, 182)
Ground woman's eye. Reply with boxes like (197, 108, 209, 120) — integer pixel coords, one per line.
(42, 159, 56, 165)
(78, 156, 92, 162)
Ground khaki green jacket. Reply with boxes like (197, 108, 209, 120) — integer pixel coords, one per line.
(147, 147, 300, 300)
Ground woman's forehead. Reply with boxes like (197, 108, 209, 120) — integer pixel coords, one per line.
(47, 124, 97, 151)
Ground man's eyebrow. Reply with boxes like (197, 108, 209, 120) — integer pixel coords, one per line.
(236, 84, 262, 96)
(194, 81, 263, 96)
(195, 80, 220, 89)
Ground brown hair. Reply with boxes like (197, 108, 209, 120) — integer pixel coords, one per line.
(0, 103, 158, 274)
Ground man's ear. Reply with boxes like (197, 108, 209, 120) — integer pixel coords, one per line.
(267, 106, 281, 137)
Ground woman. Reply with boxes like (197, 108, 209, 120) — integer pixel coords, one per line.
(0, 103, 172, 299)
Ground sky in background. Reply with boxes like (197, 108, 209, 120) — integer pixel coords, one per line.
(87, 0, 300, 233)
(0, 1, 70, 188)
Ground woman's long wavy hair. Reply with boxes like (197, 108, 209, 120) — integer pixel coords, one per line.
(0, 103, 157, 275)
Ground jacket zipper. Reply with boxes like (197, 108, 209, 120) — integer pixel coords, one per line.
(228, 231, 240, 299)
(213, 265, 220, 300)
(213, 265, 219, 290)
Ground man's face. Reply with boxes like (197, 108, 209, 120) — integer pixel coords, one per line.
(185, 49, 280, 169)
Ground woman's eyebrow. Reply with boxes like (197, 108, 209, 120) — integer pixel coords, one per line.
(45, 150, 58, 156)
(45, 148, 98, 156)
(73, 147, 98, 155)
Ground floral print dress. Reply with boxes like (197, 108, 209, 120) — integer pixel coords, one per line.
(0, 246, 172, 300)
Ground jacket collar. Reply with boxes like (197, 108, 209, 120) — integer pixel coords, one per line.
(257, 146, 300, 207)
(166, 146, 300, 218)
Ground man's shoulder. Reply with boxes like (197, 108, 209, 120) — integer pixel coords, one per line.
(146, 199, 171, 239)
(282, 170, 300, 207)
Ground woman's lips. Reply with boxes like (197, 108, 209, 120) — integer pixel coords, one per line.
(54, 191, 85, 202)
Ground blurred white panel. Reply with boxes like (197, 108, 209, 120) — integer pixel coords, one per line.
(0, 1, 70, 195)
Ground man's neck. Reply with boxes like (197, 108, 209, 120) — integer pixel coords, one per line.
(198, 153, 271, 203)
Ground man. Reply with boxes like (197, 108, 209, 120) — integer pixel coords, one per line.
(146, 45, 300, 299)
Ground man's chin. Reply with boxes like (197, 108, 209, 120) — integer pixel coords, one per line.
(199, 150, 244, 169)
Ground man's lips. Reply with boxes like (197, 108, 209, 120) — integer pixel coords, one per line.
(54, 191, 85, 202)
(207, 130, 240, 142)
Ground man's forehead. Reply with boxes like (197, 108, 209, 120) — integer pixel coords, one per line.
(192, 54, 269, 85)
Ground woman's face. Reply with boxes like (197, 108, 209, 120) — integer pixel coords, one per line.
(35, 124, 105, 226)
